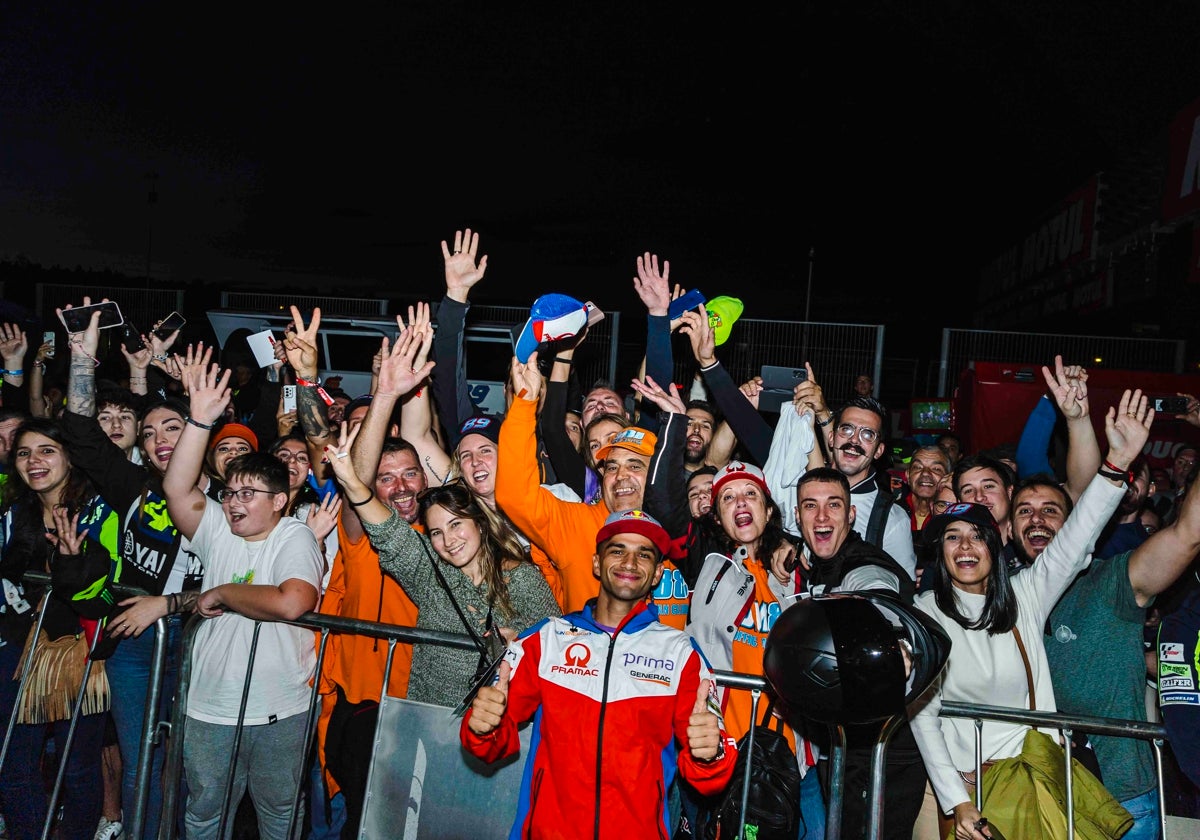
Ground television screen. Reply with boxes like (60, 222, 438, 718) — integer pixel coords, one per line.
(911, 400, 952, 431)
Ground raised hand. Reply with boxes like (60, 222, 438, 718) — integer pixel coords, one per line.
(58, 297, 104, 361)
(510, 352, 543, 403)
(1104, 389, 1153, 470)
(285, 306, 322, 380)
(376, 327, 436, 400)
(678, 309, 717, 367)
(632, 252, 671, 317)
(442, 228, 488, 304)
(324, 422, 364, 485)
(630, 375, 686, 414)
(739, 375, 764, 410)
(186, 362, 232, 426)
(149, 325, 181, 359)
(305, 493, 343, 543)
(174, 343, 213, 396)
(0, 323, 28, 368)
(45, 508, 84, 555)
(468, 660, 511, 735)
(400, 302, 435, 371)
(1041, 355, 1089, 420)
(1175, 392, 1200, 428)
(686, 679, 722, 760)
(119, 340, 152, 371)
(792, 363, 829, 419)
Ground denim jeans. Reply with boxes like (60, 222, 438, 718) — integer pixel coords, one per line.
(105, 614, 182, 840)
(0, 636, 105, 840)
(798, 766, 827, 840)
(1118, 788, 1161, 840)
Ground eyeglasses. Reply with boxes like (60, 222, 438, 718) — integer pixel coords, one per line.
(217, 487, 278, 504)
(274, 450, 310, 465)
(835, 423, 879, 444)
(932, 500, 953, 514)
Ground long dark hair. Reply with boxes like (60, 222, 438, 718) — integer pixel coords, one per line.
(929, 521, 1017, 635)
(2, 419, 96, 515)
(417, 483, 526, 619)
(0, 420, 98, 579)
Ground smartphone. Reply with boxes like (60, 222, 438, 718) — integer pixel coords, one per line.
(668, 288, 707, 321)
(584, 301, 605, 327)
(154, 311, 186, 337)
(120, 322, 145, 354)
(1153, 396, 1190, 415)
(282, 385, 297, 413)
(758, 365, 809, 413)
(42, 331, 55, 358)
(58, 301, 124, 334)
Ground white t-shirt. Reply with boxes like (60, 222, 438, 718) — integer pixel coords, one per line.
(185, 499, 323, 725)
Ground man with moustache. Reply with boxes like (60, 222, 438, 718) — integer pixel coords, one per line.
(824, 396, 917, 579)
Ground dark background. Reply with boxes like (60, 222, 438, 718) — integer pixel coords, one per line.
(4, 1, 1200, 365)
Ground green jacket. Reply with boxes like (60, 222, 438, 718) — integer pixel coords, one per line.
(976, 730, 1133, 840)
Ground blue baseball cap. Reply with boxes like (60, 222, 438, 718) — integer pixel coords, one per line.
(514, 293, 588, 363)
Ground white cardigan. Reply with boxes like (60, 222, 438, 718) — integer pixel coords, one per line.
(908, 474, 1125, 813)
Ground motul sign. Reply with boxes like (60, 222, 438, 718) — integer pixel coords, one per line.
(1163, 95, 1200, 221)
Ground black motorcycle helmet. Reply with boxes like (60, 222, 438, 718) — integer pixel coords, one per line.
(763, 593, 951, 725)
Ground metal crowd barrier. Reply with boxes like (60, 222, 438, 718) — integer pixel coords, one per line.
(714, 670, 1173, 840)
(17, 590, 1172, 840)
(157, 610, 480, 840)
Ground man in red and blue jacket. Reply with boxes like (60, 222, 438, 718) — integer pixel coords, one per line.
(461, 509, 736, 840)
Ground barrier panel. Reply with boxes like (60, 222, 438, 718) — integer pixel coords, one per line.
(41, 602, 1172, 840)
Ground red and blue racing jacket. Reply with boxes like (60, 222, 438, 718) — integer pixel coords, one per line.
(460, 599, 736, 840)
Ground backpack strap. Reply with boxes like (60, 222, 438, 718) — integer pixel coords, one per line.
(865, 489, 892, 548)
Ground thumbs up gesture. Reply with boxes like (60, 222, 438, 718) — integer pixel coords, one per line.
(687, 679, 723, 761)
(468, 661, 511, 736)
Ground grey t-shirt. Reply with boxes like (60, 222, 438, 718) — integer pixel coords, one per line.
(1045, 551, 1154, 802)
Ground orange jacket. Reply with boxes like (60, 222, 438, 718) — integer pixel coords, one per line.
(496, 398, 608, 613)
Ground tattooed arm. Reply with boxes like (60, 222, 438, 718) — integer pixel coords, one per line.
(59, 298, 104, 417)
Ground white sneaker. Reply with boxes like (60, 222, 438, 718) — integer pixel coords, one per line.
(94, 816, 124, 840)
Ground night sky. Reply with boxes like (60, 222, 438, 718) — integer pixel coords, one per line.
(4, 1, 1200, 356)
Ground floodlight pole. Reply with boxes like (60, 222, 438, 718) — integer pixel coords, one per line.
(802, 247, 814, 360)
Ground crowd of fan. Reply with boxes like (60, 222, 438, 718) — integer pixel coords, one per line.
(0, 227, 1199, 840)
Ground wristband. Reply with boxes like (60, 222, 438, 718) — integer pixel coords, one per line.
(815, 413, 834, 427)
(1097, 465, 1132, 486)
(152, 354, 169, 363)
(186, 416, 215, 431)
(348, 490, 375, 508)
(296, 376, 322, 387)
(0, 369, 22, 377)
(554, 356, 573, 366)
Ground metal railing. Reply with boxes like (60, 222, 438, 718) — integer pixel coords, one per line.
(677, 320, 885, 407)
(714, 671, 1171, 840)
(938, 327, 1187, 397)
(19, 593, 1171, 840)
(220, 292, 388, 318)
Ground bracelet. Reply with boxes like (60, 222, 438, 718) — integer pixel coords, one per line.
(1097, 465, 1132, 486)
(0, 369, 22, 377)
(815, 413, 834, 427)
(348, 490, 375, 508)
(1102, 459, 1127, 474)
(166, 593, 178, 615)
(186, 416, 215, 431)
(554, 356, 573, 366)
(152, 354, 169, 362)
(296, 376, 321, 387)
